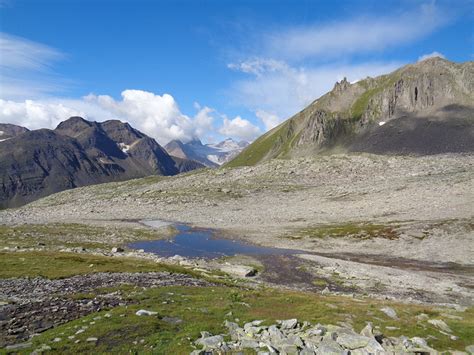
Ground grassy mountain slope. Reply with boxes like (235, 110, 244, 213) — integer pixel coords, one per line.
(227, 58, 474, 167)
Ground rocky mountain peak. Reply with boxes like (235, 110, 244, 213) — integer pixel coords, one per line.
(228, 58, 474, 167)
(0, 123, 29, 140)
(333, 77, 350, 94)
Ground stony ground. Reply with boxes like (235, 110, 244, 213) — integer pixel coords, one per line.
(0, 272, 212, 347)
(0, 153, 473, 353)
(193, 318, 456, 354)
(1, 153, 472, 305)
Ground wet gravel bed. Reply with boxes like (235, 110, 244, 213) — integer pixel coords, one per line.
(0, 272, 212, 346)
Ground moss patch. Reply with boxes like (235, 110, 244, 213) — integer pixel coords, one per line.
(294, 222, 399, 240)
(0, 223, 175, 250)
(0, 251, 196, 279)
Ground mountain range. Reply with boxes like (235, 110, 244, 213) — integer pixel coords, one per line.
(165, 138, 249, 167)
(1, 58, 472, 209)
(0, 117, 204, 208)
(227, 57, 474, 167)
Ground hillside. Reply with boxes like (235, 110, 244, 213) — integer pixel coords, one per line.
(228, 58, 474, 167)
(0, 117, 204, 208)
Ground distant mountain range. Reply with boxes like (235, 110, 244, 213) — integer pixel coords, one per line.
(228, 58, 474, 167)
(0, 117, 204, 208)
(165, 138, 249, 167)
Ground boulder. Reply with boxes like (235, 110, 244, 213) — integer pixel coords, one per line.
(135, 309, 158, 316)
(336, 332, 370, 349)
(380, 307, 398, 319)
(316, 339, 344, 354)
(219, 264, 257, 277)
(195, 334, 224, 349)
(428, 319, 452, 333)
(360, 322, 373, 337)
(279, 318, 298, 329)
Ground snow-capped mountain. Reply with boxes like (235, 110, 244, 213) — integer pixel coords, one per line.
(165, 138, 249, 167)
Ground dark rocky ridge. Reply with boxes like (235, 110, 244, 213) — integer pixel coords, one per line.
(349, 104, 474, 155)
(0, 117, 204, 209)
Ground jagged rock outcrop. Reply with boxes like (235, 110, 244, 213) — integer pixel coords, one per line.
(228, 58, 474, 167)
(0, 117, 204, 208)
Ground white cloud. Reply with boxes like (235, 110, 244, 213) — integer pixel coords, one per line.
(0, 32, 63, 71)
(0, 90, 241, 145)
(0, 33, 66, 99)
(230, 61, 402, 120)
(83, 90, 217, 144)
(265, 3, 447, 60)
(219, 116, 261, 141)
(418, 51, 445, 62)
(255, 109, 282, 131)
(228, 58, 288, 77)
(0, 99, 84, 129)
(225, 2, 453, 129)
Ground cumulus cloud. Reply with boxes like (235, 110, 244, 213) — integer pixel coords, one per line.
(0, 33, 66, 99)
(0, 90, 251, 145)
(83, 90, 208, 144)
(255, 109, 282, 131)
(418, 51, 445, 62)
(265, 3, 448, 60)
(0, 99, 84, 130)
(219, 116, 261, 141)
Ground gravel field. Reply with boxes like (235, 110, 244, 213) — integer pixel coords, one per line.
(1, 153, 473, 305)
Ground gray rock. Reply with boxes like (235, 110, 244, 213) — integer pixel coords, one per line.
(306, 325, 326, 337)
(278, 343, 299, 354)
(219, 264, 257, 277)
(380, 307, 398, 319)
(279, 318, 298, 329)
(5, 342, 32, 350)
(33, 344, 52, 353)
(86, 337, 98, 342)
(316, 339, 345, 354)
(239, 338, 260, 349)
(300, 347, 317, 355)
(135, 309, 158, 316)
(428, 319, 452, 333)
(465, 345, 474, 354)
(359, 322, 373, 337)
(411, 337, 427, 347)
(195, 334, 224, 349)
(111, 247, 124, 253)
(336, 332, 370, 349)
(362, 338, 385, 353)
(268, 324, 285, 342)
(162, 316, 183, 324)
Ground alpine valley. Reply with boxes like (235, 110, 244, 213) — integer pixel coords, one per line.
(1, 57, 473, 354)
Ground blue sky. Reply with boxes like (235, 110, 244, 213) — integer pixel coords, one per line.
(0, 0, 473, 144)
